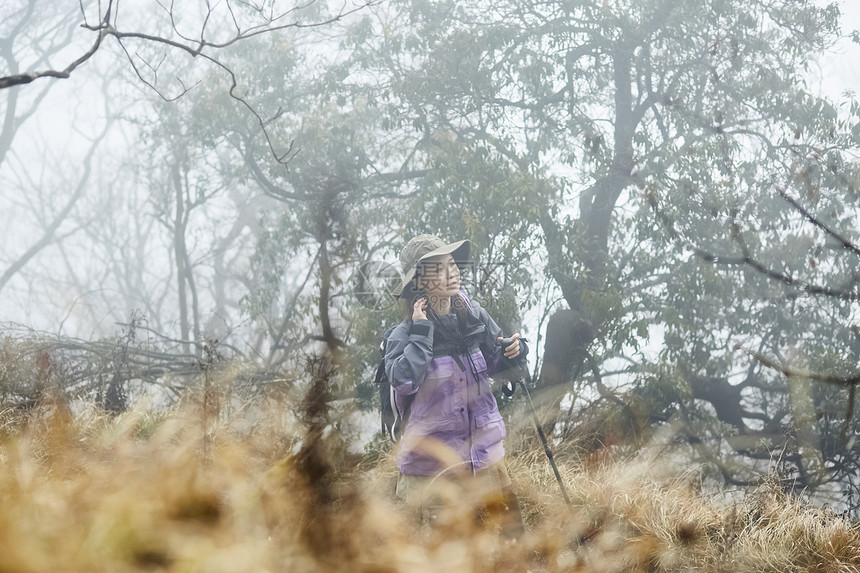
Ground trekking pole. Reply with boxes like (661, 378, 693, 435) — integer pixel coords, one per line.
(501, 339, 572, 508)
(519, 368, 573, 507)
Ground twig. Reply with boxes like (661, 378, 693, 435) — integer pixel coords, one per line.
(647, 193, 860, 301)
(776, 186, 860, 258)
(735, 343, 860, 386)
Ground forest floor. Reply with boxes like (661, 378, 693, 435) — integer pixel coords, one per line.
(1, 387, 859, 573)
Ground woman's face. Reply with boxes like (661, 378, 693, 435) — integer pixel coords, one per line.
(416, 254, 461, 298)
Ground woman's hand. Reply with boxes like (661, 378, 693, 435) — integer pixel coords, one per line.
(499, 333, 521, 359)
(412, 296, 428, 321)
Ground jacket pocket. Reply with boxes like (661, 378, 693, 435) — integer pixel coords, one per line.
(473, 408, 507, 451)
(471, 386, 500, 420)
(470, 350, 488, 373)
(475, 409, 503, 428)
(424, 357, 457, 380)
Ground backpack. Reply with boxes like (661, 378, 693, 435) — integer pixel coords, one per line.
(376, 325, 404, 441)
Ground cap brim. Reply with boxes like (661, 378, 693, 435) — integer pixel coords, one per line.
(393, 239, 471, 297)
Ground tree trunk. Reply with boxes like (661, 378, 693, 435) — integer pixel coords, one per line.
(171, 163, 192, 354)
(536, 45, 636, 425)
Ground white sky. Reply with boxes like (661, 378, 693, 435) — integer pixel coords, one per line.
(815, 0, 860, 101)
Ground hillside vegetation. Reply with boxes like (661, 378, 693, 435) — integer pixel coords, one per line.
(1, 358, 859, 573)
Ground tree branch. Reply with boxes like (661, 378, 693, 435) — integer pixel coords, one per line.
(0, 119, 110, 293)
(776, 186, 860, 258)
(647, 193, 860, 301)
(735, 344, 860, 387)
(0, 27, 107, 89)
(0, 0, 377, 90)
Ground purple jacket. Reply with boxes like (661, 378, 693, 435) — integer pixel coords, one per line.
(383, 290, 528, 476)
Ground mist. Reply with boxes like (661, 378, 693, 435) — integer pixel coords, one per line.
(3, 0, 860, 568)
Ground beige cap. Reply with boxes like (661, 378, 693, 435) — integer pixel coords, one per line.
(393, 235, 470, 297)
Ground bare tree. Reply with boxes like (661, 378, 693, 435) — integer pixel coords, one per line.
(0, 107, 112, 297)
(0, 0, 376, 89)
(0, 0, 375, 335)
(0, 1, 83, 166)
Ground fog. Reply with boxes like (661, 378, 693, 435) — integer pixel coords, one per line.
(3, 0, 860, 509)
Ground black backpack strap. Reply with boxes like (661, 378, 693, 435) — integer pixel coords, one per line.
(376, 360, 394, 436)
(392, 394, 414, 441)
(379, 325, 412, 441)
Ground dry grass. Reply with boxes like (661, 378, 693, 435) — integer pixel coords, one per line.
(1, 367, 859, 572)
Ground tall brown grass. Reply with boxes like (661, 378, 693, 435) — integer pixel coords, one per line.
(1, 359, 859, 572)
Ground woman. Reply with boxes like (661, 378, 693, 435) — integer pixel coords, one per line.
(384, 234, 526, 532)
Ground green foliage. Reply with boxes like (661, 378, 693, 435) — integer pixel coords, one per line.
(240, 209, 298, 321)
(346, 0, 859, 496)
(102, 0, 860, 504)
